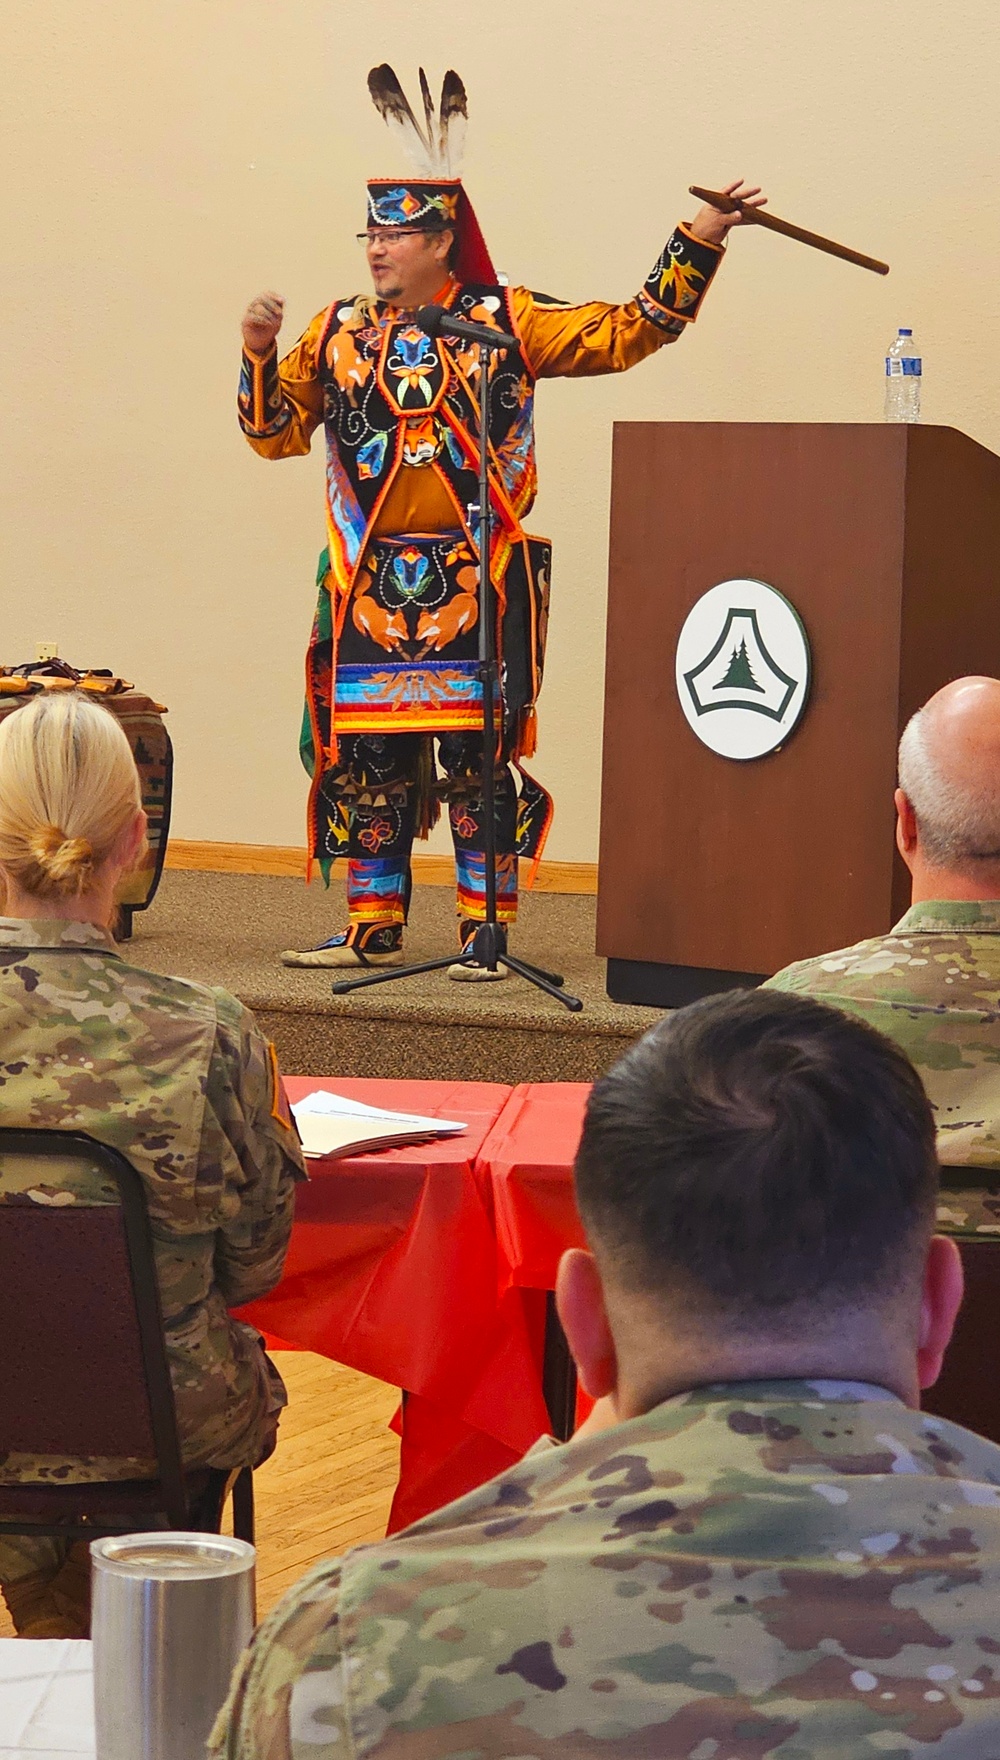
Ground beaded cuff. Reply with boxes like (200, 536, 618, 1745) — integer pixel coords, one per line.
(238, 345, 292, 439)
(637, 223, 724, 332)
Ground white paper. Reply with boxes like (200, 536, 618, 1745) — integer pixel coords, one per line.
(295, 1118, 431, 1159)
(291, 1090, 465, 1134)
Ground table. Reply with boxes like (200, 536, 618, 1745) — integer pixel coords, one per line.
(238, 1078, 542, 1529)
(0, 1640, 93, 1759)
(239, 1078, 596, 1528)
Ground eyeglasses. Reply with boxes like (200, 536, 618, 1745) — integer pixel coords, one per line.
(356, 228, 434, 247)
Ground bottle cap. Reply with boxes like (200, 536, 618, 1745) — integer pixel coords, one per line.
(898, 328, 913, 336)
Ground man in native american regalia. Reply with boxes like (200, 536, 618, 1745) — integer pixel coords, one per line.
(239, 65, 763, 976)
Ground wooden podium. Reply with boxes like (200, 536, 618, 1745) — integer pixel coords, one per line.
(597, 424, 1000, 1007)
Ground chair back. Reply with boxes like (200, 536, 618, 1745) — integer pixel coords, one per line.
(919, 1166, 1000, 1441)
(924, 1240, 1000, 1445)
(0, 1127, 187, 1521)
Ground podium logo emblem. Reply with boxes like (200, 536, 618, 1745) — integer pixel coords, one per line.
(675, 579, 811, 761)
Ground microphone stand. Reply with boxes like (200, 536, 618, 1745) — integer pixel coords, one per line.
(332, 333, 583, 1012)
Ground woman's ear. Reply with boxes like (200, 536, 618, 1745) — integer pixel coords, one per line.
(555, 1249, 618, 1403)
(116, 809, 148, 873)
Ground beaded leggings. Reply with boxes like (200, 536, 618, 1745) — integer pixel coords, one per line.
(341, 732, 518, 926)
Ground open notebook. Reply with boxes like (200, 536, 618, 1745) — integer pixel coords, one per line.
(291, 1089, 467, 1160)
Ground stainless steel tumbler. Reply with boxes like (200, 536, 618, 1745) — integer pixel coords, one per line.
(91, 1531, 256, 1760)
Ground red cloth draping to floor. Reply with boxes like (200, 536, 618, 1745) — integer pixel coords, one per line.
(238, 1078, 546, 1528)
(389, 1394, 525, 1532)
(240, 1078, 594, 1529)
(479, 1082, 592, 1438)
(240, 1078, 507, 1411)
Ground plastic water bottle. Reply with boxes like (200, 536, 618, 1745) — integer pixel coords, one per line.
(884, 328, 921, 422)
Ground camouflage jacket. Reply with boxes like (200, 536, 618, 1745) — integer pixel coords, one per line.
(766, 899, 1000, 1237)
(213, 1378, 1000, 1760)
(0, 917, 304, 1480)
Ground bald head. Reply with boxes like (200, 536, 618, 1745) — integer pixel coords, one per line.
(898, 677, 1000, 880)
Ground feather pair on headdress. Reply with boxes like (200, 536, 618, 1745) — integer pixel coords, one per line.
(367, 64, 468, 178)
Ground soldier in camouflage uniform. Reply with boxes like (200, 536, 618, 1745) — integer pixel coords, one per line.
(0, 693, 304, 1635)
(768, 677, 1000, 1240)
(214, 989, 1000, 1759)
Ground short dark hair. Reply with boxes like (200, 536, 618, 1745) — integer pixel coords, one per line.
(574, 989, 938, 1318)
(416, 221, 457, 271)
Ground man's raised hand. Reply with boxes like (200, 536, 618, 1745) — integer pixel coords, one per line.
(242, 292, 285, 355)
(688, 180, 767, 248)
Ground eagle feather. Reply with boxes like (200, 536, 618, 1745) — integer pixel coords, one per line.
(438, 69, 468, 177)
(367, 63, 433, 174)
(367, 64, 468, 178)
(418, 68, 436, 155)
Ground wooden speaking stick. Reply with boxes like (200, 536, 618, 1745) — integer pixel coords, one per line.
(689, 186, 889, 276)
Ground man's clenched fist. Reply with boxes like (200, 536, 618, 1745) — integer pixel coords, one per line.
(242, 291, 285, 354)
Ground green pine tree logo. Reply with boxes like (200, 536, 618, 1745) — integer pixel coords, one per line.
(715, 637, 765, 693)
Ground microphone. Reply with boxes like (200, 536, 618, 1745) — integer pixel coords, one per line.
(417, 304, 516, 351)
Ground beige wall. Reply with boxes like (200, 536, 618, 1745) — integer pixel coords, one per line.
(3, 0, 999, 862)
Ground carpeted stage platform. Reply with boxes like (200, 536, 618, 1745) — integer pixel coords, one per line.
(131, 871, 660, 1083)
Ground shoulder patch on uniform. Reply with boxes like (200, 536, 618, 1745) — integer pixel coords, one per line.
(267, 1041, 296, 1133)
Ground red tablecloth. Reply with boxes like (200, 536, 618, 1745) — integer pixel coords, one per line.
(240, 1078, 593, 1529)
(478, 1082, 592, 1443)
(239, 1079, 543, 1528)
(483, 1083, 590, 1293)
(241, 1078, 505, 1404)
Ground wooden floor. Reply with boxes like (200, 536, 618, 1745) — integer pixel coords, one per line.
(0, 1353, 401, 1637)
(253, 1353, 400, 1613)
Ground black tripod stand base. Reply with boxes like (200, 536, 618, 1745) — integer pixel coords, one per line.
(330, 941, 583, 1012)
(500, 955, 582, 1010)
(331, 953, 460, 995)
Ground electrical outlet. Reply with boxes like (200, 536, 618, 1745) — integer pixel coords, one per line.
(36, 642, 59, 662)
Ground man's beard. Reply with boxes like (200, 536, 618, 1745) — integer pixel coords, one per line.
(373, 273, 405, 302)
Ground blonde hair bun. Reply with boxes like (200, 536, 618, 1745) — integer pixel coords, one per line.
(27, 826, 95, 896)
